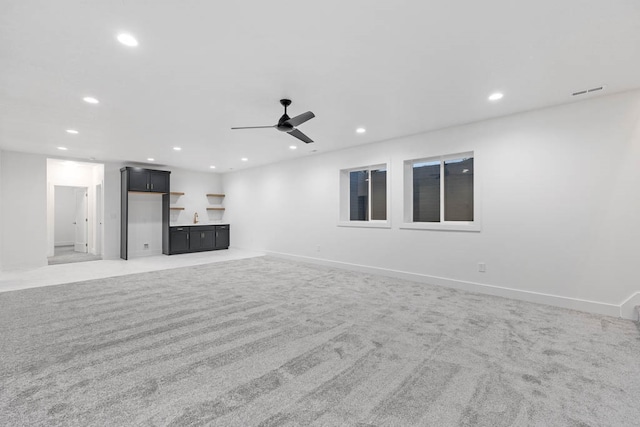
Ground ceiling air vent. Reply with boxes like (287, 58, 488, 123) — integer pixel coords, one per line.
(572, 86, 605, 97)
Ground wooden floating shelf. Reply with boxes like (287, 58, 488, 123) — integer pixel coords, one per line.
(170, 192, 185, 196)
(206, 193, 225, 197)
(169, 207, 185, 210)
(206, 207, 225, 211)
(128, 191, 166, 195)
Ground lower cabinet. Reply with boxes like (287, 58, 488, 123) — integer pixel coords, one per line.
(169, 225, 230, 255)
(190, 226, 215, 251)
(215, 225, 230, 249)
(169, 227, 190, 254)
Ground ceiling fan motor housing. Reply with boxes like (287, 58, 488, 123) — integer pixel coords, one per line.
(277, 115, 293, 131)
(277, 99, 293, 131)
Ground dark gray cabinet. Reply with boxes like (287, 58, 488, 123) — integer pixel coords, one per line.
(125, 168, 170, 193)
(168, 225, 230, 255)
(169, 227, 190, 254)
(215, 225, 230, 249)
(121, 167, 171, 260)
(190, 226, 215, 251)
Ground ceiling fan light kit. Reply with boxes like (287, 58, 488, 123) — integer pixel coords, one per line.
(231, 99, 316, 144)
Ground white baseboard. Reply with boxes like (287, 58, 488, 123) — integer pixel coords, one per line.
(54, 242, 74, 247)
(620, 292, 640, 321)
(266, 251, 624, 318)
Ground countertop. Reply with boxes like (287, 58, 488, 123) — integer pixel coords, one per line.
(170, 223, 229, 228)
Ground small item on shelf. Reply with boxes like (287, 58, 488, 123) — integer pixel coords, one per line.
(194, 212, 199, 224)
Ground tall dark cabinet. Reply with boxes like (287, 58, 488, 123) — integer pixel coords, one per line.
(120, 167, 171, 260)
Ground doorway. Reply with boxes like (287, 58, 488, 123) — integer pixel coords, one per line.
(48, 185, 101, 265)
(46, 159, 105, 265)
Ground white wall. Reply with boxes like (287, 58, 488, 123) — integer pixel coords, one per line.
(223, 90, 640, 317)
(102, 162, 125, 260)
(92, 166, 104, 255)
(0, 150, 3, 268)
(127, 193, 163, 257)
(169, 167, 224, 226)
(54, 186, 77, 246)
(0, 151, 47, 270)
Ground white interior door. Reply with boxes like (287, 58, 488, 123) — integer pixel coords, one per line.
(74, 188, 88, 253)
(95, 184, 102, 255)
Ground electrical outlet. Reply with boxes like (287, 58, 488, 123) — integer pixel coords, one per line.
(478, 262, 486, 273)
(316, 245, 321, 252)
(144, 243, 149, 250)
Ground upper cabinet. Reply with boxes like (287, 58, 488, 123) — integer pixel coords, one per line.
(122, 167, 170, 193)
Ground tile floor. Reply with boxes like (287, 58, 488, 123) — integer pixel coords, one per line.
(47, 245, 102, 265)
(0, 248, 265, 293)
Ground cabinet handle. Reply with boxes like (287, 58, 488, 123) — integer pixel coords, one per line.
(151, 183, 154, 189)
(146, 183, 149, 189)
(187, 234, 189, 239)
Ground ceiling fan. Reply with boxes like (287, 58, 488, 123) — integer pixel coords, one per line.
(231, 99, 315, 143)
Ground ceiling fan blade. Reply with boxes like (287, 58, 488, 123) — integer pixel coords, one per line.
(231, 125, 275, 130)
(288, 128, 314, 144)
(284, 111, 315, 127)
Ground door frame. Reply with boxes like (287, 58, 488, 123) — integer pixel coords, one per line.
(49, 184, 91, 257)
(95, 183, 103, 256)
(73, 187, 88, 253)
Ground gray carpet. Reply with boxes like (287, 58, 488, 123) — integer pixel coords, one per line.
(48, 245, 102, 265)
(1, 257, 639, 426)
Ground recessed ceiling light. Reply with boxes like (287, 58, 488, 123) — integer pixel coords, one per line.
(66, 129, 79, 134)
(289, 145, 297, 150)
(173, 147, 182, 151)
(57, 146, 68, 151)
(241, 157, 248, 162)
(356, 127, 366, 134)
(83, 96, 99, 104)
(147, 158, 155, 161)
(488, 92, 504, 101)
(209, 165, 216, 169)
(117, 33, 138, 47)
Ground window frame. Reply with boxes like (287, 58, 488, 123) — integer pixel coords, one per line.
(339, 163, 391, 228)
(401, 151, 480, 232)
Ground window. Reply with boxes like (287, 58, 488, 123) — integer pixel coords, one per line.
(403, 152, 479, 231)
(340, 164, 389, 227)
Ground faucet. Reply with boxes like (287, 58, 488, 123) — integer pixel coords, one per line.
(193, 212, 199, 224)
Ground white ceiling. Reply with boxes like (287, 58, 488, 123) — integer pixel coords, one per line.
(1, 0, 639, 172)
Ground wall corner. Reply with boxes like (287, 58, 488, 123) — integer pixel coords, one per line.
(619, 292, 640, 320)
